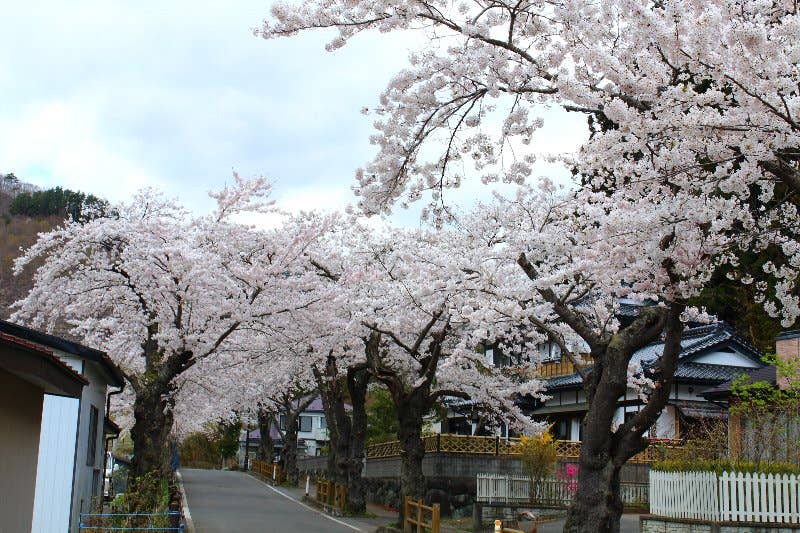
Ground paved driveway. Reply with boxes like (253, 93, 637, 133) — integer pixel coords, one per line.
(180, 468, 367, 533)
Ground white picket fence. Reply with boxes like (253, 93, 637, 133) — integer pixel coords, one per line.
(476, 473, 648, 507)
(477, 473, 530, 503)
(650, 470, 800, 524)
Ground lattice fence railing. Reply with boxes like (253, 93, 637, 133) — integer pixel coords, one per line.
(365, 434, 682, 463)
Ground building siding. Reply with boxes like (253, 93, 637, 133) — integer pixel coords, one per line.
(0, 369, 44, 533)
(31, 394, 80, 533)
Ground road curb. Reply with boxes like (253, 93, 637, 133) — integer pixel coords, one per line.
(175, 470, 196, 533)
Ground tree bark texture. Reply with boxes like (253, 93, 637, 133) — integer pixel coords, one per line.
(257, 408, 275, 461)
(315, 354, 371, 513)
(277, 394, 314, 485)
(563, 305, 685, 533)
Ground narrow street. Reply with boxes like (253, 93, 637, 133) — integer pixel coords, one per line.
(180, 468, 370, 533)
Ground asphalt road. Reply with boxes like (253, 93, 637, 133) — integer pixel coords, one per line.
(180, 468, 366, 533)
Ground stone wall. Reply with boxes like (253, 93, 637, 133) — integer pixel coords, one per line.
(641, 516, 800, 533)
(296, 453, 648, 518)
(297, 453, 650, 482)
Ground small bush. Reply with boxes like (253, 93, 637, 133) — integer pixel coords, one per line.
(516, 431, 558, 487)
(653, 459, 800, 476)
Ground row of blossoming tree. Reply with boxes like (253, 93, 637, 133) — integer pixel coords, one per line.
(9, 0, 800, 530)
(252, 0, 800, 530)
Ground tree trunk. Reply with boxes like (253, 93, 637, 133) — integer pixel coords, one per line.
(128, 380, 175, 512)
(257, 409, 275, 462)
(316, 358, 370, 513)
(565, 459, 624, 533)
(396, 399, 427, 517)
(563, 305, 684, 533)
(130, 382, 173, 481)
(344, 367, 369, 513)
(282, 414, 300, 485)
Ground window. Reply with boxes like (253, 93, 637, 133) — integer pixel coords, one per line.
(299, 416, 312, 432)
(87, 405, 99, 466)
(319, 416, 326, 429)
(279, 415, 287, 430)
(537, 342, 562, 363)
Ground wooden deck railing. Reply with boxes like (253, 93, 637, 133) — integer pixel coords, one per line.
(250, 459, 283, 483)
(404, 497, 440, 533)
(366, 434, 682, 464)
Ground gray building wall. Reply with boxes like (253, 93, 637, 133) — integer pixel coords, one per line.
(0, 368, 44, 533)
(70, 361, 110, 532)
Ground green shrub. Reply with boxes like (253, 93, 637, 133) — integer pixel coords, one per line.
(653, 459, 800, 476)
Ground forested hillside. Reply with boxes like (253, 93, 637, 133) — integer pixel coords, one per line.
(0, 175, 105, 317)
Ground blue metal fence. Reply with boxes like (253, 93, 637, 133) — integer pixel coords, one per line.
(78, 512, 184, 532)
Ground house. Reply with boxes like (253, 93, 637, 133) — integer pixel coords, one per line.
(0, 320, 125, 533)
(439, 321, 765, 441)
(238, 397, 330, 465)
(703, 330, 799, 463)
(0, 330, 87, 533)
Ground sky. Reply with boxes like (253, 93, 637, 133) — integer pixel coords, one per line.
(0, 1, 587, 226)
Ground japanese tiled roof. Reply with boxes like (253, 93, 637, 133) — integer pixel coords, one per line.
(701, 365, 778, 399)
(544, 322, 764, 391)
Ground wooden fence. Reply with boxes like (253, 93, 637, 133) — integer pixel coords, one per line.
(650, 470, 800, 523)
(250, 459, 282, 484)
(366, 434, 680, 464)
(404, 497, 440, 533)
(316, 478, 347, 511)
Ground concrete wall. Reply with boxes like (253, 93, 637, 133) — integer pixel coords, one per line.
(0, 368, 44, 533)
(297, 453, 651, 483)
(641, 516, 800, 532)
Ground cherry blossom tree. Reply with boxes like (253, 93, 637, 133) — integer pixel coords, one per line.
(258, 1, 799, 530)
(11, 177, 329, 481)
(336, 224, 545, 513)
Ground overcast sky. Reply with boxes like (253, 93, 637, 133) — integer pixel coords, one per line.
(1, 1, 587, 225)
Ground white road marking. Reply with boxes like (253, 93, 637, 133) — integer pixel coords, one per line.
(250, 474, 363, 532)
(175, 470, 197, 533)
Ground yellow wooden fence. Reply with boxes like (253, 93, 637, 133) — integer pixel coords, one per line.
(365, 434, 682, 464)
(315, 478, 347, 511)
(404, 497, 440, 533)
(250, 459, 283, 483)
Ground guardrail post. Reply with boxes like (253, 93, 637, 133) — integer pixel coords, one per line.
(403, 497, 412, 533)
(495, 436, 499, 456)
(432, 503, 441, 533)
(305, 475, 310, 496)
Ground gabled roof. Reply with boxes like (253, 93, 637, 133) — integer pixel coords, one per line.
(543, 322, 764, 392)
(0, 331, 88, 396)
(630, 322, 762, 366)
(0, 320, 125, 388)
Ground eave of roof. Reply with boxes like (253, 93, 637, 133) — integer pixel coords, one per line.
(0, 332, 88, 396)
(776, 330, 800, 341)
(701, 365, 778, 400)
(0, 320, 125, 388)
